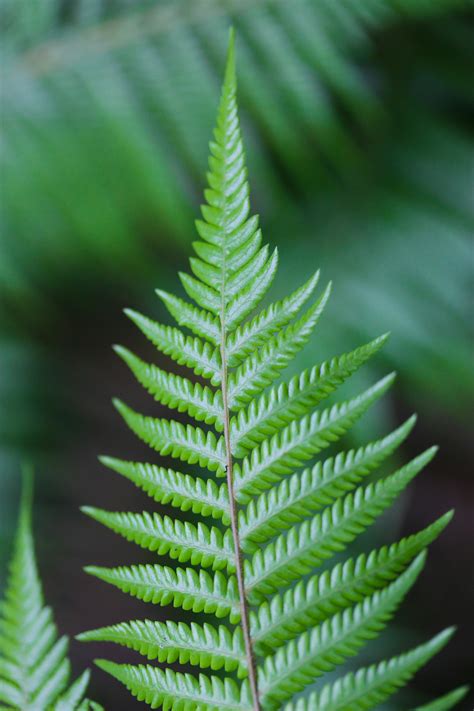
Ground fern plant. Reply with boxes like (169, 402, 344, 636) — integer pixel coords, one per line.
(79, 32, 467, 710)
(0, 471, 101, 710)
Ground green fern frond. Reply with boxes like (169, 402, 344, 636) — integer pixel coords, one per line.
(412, 686, 470, 711)
(81, 31, 466, 711)
(0, 471, 99, 710)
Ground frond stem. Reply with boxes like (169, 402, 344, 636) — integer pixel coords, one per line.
(220, 309, 261, 710)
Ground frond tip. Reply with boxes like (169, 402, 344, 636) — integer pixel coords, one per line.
(80, 29, 466, 711)
(0, 471, 100, 710)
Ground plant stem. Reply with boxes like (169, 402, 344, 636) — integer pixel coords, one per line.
(220, 327, 261, 710)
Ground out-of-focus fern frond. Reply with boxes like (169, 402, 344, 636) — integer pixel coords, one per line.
(0, 470, 101, 710)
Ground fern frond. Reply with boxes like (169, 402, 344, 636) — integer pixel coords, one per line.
(240, 415, 416, 546)
(95, 660, 253, 711)
(251, 512, 453, 652)
(82, 507, 235, 572)
(99, 456, 230, 524)
(259, 553, 426, 706)
(0, 472, 98, 710)
(235, 373, 395, 501)
(282, 627, 455, 710)
(82, 31, 464, 711)
(412, 686, 470, 711)
(79, 620, 247, 677)
(85, 563, 240, 622)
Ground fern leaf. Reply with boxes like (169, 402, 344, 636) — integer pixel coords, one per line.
(99, 456, 230, 524)
(282, 628, 455, 710)
(79, 620, 247, 677)
(235, 374, 395, 501)
(82, 31, 464, 710)
(412, 686, 470, 711)
(114, 399, 226, 473)
(228, 283, 331, 410)
(85, 563, 240, 622)
(241, 415, 416, 546)
(225, 249, 279, 331)
(179, 270, 222, 314)
(82, 507, 235, 572)
(226, 270, 320, 367)
(0, 472, 96, 710)
(125, 308, 222, 384)
(114, 345, 224, 428)
(95, 660, 253, 711)
(156, 289, 220, 345)
(259, 553, 426, 706)
(245, 448, 436, 598)
(231, 333, 389, 453)
(251, 512, 453, 652)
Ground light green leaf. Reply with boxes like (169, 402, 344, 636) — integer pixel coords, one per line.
(99, 456, 230, 524)
(114, 399, 226, 474)
(82, 507, 235, 572)
(79, 620, 247, 677)
(95, 660, 253, 711)
(85, 563, 241, 623)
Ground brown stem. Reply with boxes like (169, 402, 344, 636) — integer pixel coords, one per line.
(220, 333, 261, 710)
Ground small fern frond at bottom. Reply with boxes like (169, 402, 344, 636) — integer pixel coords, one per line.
(0, 471, 101, 711)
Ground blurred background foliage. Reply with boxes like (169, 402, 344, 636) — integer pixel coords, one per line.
(0, 0, 473, 708)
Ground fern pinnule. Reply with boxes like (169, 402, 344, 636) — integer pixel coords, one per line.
(80, 29, 466, 711)
(412, 686, 470, 711)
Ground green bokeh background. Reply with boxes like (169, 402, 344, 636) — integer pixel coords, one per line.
(1, 0, 473, 708)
